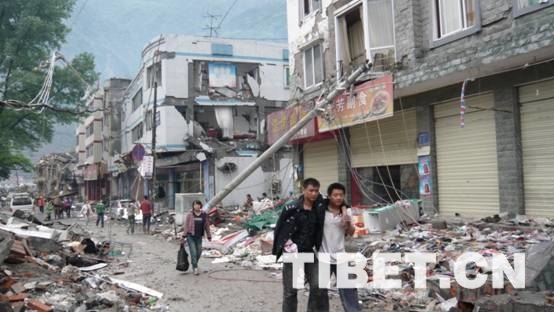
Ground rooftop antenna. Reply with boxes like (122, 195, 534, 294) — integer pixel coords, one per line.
(204, 12, 221, 37)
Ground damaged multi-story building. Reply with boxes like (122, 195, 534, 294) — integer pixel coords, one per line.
(74, 78, 131, 201)
(115, 35, 293, 207)
(280, 0, 554, 218)
(34, 152, 78, 197)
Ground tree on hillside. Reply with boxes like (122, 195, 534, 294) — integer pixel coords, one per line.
(0, 0, 99, 180)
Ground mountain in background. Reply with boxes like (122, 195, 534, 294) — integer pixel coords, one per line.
(21, 0, 287, 183)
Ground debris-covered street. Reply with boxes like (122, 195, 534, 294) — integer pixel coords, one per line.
(0, 203, 552, 311)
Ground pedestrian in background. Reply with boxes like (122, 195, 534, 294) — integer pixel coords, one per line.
(95, 200, 106, 228)
(37, 195, 45, 214)
(80, 201, 93, 227)
(127, 200, 137, 234)
(140, 195, 153, 234)
(182, 200, 212, 275)
(45, 199, 54, 221)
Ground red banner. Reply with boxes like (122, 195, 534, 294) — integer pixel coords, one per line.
(267, 102, 316, 145)
(318, 75, 394, 132)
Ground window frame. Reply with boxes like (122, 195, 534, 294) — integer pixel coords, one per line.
(132, 88, 143, 112)
(431, 0, 482, 48)
(86, 144, 93, 158)
(301, 0, 322, 19)
(85, 123, 94, 138)
(145, 110, 153, 131)
(302, 43, 324, 89)
(131, 122, 144, 142)
(283, 65, 291, 89)
(334, 0, 396, 76)
(513, 0, 554, 17)
(146, 62, 162, 88)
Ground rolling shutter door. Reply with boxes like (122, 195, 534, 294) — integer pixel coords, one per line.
(350, 109, 417, 167)
(434, 93, 499, 217)
(303, 139, 339, 190)
(519, 79, 554, 218)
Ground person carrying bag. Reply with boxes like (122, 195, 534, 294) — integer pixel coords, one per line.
(176, 240, 190, 272)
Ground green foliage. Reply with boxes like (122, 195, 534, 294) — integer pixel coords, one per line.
(0, 0, 99, 179)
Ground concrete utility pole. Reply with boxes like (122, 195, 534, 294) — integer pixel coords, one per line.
(151, 81, 157, 213)
(205, 63, 370, 209)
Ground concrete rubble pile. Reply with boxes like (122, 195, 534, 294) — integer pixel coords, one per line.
(171, 201, 554, 312)
(0, 212, 168, 312)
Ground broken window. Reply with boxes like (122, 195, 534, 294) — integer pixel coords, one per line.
(434, 0, 477, 39)
(513, 0, 553, 17)
(86, 144, 93, 158)
(85, 123, 94, 137)
(131, 122, 144, 142)
(302, 0, 321, 16)
(284, 65, 291, 89)
(335, 0, 395, 76)
(132, 88, 142, 112)
(303, 43, 324, 88)
(146, 62, 162, 88)
(145, 110, 153, 131)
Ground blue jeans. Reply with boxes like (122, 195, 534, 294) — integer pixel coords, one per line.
(187, 235, 202, 269)
(314, 263, 361, 312)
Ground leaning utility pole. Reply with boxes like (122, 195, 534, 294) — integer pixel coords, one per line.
(151, 81, 157, 213)
(205, 63, 370, 209)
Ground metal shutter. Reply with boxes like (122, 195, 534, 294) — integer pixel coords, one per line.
(350, 109, 417, 167)
(519, 79, 554, 218)
(434, 93, 499, 218)
(303, 139, 339, 190)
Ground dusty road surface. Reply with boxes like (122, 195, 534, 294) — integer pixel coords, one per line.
(78, 216, 347, 312)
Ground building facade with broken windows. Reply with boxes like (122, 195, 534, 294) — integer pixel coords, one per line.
(283, 0, 554, 218)
(34, 152, 78, 198)
(116, 35, 294, 207)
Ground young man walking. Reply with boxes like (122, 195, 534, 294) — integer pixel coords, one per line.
(272, 178, 326, 312)
(316, 182, 360, 312)
(95, 200, 106, 228)
(140, 195, 153, 234)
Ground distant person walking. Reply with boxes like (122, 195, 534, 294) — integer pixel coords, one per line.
(45, 199, 54, 221)
(95, 200, 106, 228)
(36, 196, 45, 214)
(80, 201, 93, 227)
(182, 200, 212, 275)
(140, 196, 153, 234)
(127, 201, 138, 234)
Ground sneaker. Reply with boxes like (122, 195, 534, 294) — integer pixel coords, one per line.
(194, 268, 199, 275)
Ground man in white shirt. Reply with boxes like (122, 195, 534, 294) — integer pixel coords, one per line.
(317, 182, 360, 312)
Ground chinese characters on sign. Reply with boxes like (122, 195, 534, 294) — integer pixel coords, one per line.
(317, 75, 394, 132)
(267, 102, 316, 145)
(139, 155, 154, 178)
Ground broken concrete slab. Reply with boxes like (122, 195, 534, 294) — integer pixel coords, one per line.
(11, 210, 44, 226)
(108, 277, 163, 299)
(0, 230, 14, 264)
(0, 302, 14, 312)
(26, 237, 61, 253)
(525, 241, 554, 291)
(473, 291, 554, 312)
(0, 225, 54, 240)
